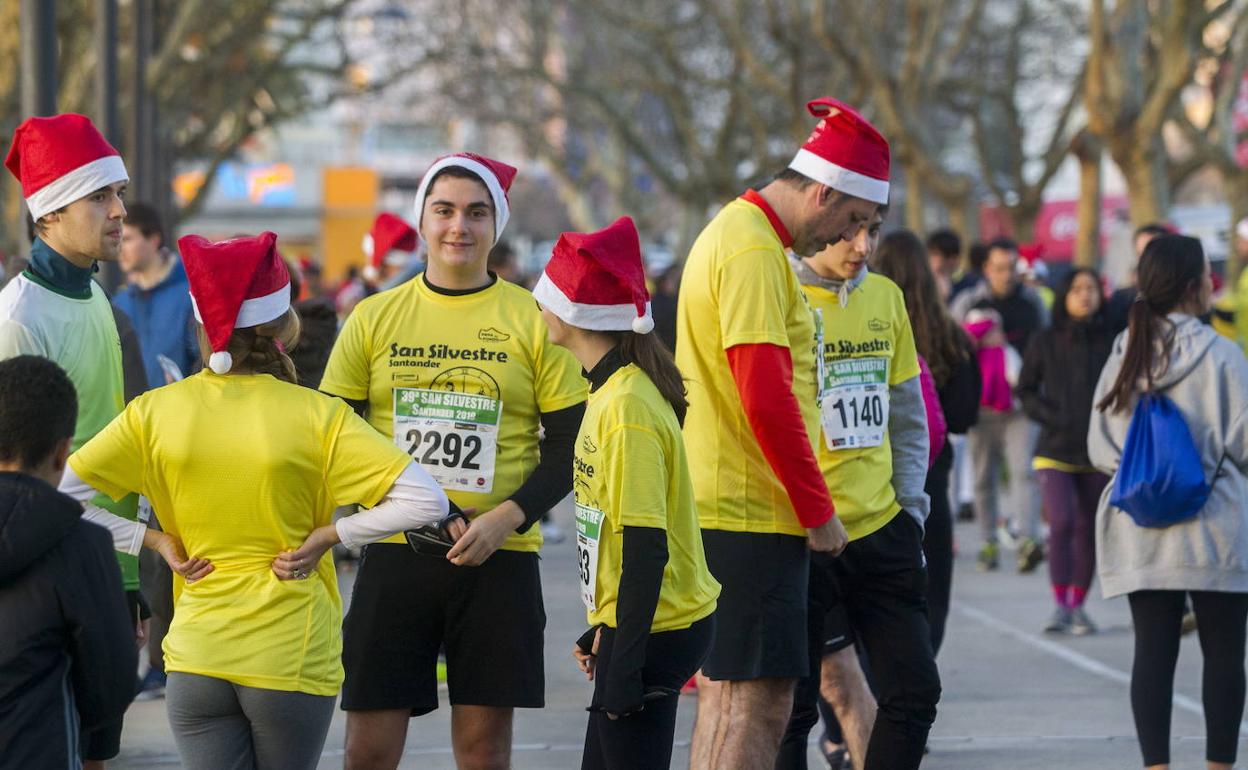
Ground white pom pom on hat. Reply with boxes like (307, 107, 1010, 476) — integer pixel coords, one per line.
(208, 351, 233, 375)
(531, 216, 655, 334)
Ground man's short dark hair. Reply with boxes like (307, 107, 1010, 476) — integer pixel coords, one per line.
(967, 242, 990, 273)
(124, 202, 165, 245)
(1133, 222, 1171, 240)
(986, 236, 1019, 255)
(0, 356, 78, 469)
(773, 167, 818, 189)
(926, 229, 961, 259)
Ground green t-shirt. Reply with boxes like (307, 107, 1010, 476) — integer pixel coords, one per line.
(0, 272, 139, 589)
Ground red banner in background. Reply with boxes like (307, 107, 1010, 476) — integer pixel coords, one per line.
(979, 196, 1128, 262)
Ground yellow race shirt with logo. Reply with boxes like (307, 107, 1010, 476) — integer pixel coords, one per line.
(573, 364, 720, 632)
(320, 276, 586, 551)
(675, 199, 821, 537)
(68, 372, 412, 695)
(803, 273, 920, 540)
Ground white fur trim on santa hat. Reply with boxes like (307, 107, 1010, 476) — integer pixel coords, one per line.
(25, 155, 129, 221)
(191, 282, 291, 329)
(788, 148, 889, 205)
(532, 272, 652, 333)
(412, 156, 510, 245)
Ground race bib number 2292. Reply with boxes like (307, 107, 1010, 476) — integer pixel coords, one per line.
(393, 388, 501, 492)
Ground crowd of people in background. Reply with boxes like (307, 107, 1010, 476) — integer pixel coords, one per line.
(3, 99, 1248, 770)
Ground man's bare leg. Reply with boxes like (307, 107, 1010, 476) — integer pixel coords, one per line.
(691, 673, 795, 770)
(820, 647, 876, 770)
(451, 705, 513, 770)
(344, 709, 409, 770)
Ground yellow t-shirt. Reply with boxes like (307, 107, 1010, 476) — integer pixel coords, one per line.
(675, 198, 821, 537)
(574, 364, 720, 632)
(68, 372, 412, 696)
(802, 273, 920, 540)
(320, 275, 586, 551)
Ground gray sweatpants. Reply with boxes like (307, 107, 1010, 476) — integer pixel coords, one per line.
(166, 672, 335, 770)
(967, 408, 1041, 544)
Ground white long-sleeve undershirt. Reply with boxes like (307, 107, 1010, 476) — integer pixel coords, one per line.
(59, 465, 147, 555)
(335, 461, 450, 548)
(58, 461, 450, 554)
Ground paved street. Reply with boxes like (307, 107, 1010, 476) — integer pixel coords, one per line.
(115, 497, 1243, 769)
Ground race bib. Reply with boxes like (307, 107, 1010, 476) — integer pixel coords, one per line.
(393, 388, 501, 492)
(820, 357, 890, 450)
(575, 502, 604, 611)
(812, 308, 827, 402)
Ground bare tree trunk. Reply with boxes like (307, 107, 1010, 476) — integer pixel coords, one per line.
(1006, 201, 1040, 243)
(904, 166, 926, 234)
(942, 192, 977, 246)
(1112, 139, 1168, 227)
(1073, 131, 1103, 268)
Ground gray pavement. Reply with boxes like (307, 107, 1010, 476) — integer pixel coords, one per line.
(114, 499, 1244, 768)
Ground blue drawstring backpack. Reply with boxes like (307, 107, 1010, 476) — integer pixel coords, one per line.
(1110, 393, 1212, 528)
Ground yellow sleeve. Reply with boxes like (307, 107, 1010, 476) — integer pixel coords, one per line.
(717, 248, 794, 350)
(532, 329, 587, 413)
(890, 290, 921, 384)
(603, 422, 669, 530)
(319, 308, 372, 400)
(68, 404, 147, 503)
(323, 404, 412, 508)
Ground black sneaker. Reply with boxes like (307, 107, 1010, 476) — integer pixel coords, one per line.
(1069, 607, 1098, 636)
(821, 743, 848, 770)
(976, 542, 999, 571)
(1044, 607, 1072, 634)
(1017, 537, 1045, 573)
(957, 502, 975, 521)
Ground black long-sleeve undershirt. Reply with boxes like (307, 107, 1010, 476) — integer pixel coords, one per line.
(509, 401, 585, 532)
(599, 525, 668, 715)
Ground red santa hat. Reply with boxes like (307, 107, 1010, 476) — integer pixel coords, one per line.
(789, 98, 890, 205)
(532, 216, 654, 334)
(362, 212, 418, 281)
(1017, 243, 1049, 280)
(178, 231, 292, 375)
(412, 152, 516, 245)
(5, 114, 129, 221)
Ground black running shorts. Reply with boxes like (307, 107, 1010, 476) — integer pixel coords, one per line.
(699, 530, 810, 681)
(341, 543, 545, 714)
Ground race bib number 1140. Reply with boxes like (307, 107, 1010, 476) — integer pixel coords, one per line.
(820, 357, 890, 450)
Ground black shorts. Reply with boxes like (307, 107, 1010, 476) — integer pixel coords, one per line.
(341, 543, 545, 715)
(81, 589, 142, 760)
(700, 530, 809, 681)
(810, 555, 856, 656)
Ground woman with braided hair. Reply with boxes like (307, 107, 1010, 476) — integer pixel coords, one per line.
(66, 232, 453, 770)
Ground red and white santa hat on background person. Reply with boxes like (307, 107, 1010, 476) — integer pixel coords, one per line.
(1017, 242, 1049, 280)
(4, 114, 129, 221)
(532, 216, 654, 334)
(179, 231, 291, 375)
(412, 152, 517, 245)
(362, 212, 418, 281)
(789, 98, 890, 205)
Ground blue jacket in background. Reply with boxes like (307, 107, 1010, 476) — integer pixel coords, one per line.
(112, 255, 199, 389)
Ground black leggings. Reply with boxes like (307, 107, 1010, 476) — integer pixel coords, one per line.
(581, 616, 714, 770)
(923, 446, 954, 655)
(1128, 590, 1248, 766)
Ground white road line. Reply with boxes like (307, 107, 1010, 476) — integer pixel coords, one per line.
(955, 601, 1248, 734)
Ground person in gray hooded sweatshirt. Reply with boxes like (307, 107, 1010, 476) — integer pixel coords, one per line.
(1089, 234, 1248, 770)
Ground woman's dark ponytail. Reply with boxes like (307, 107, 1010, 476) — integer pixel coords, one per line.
(613, 331, 689, 425)
(1096, 235, 1206, 414)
